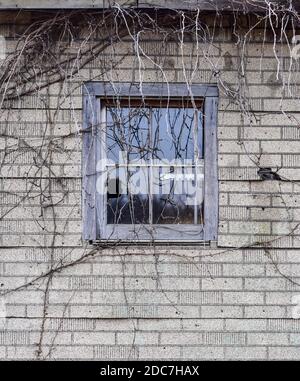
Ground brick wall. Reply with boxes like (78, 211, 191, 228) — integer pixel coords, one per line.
(1, 12, 300, 360)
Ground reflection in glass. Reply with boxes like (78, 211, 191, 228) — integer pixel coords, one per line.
(107, 166, 149, 224)
(107, 194, 150, 225)
(152, 107, 196, 161)
(152, 165, 204, 225)
(106, 106, 150, 163)
(153, 194, 195, 224)
(105, 99, 204, 226)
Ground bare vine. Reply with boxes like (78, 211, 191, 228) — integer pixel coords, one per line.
(0, 1, 300, 359)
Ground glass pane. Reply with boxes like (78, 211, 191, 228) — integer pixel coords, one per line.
(152, 194, 194, 224)
(152, 164, 204, 224)
(104, 101, 204, 226)
(107, 166, 149, 225)
(107, 194, 150, 225)
(106, 106, 151, 163)
(152, 108, 203, 162)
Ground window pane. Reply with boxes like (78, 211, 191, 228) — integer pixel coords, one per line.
(152, 108, 203, 162)
(152, 164, 204, 225)
(106, 106, 150, 163)
(152, 107, 194, 161)
(152, 194, 195, 224)
(104, 100, 203, 226)
(107, 194, 150, 225)
(107, 166, 149, 224)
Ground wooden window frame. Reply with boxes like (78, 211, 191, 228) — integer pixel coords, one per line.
(82, 82, 218, 243)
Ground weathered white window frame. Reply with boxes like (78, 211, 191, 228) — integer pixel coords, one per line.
(82, 82, 218, 243)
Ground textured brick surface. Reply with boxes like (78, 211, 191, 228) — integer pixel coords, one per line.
(1, 13, 300, 360)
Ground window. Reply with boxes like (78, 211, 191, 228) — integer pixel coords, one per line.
(82, 83, 218, 242)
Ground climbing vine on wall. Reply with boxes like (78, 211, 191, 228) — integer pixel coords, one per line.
(0, 0, 300, 358)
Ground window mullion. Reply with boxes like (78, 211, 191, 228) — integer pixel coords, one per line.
(149, 107, 153, 226)
(101, 104, 108, 235)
